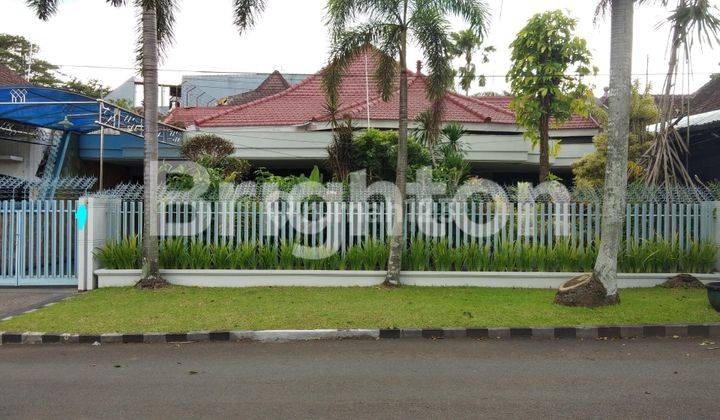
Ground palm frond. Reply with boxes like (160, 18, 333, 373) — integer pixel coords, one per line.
(232, 0, 267, 34)
(425, 0, 490, 37)
(323, 22, 399, 116)
(25, 0, 59, 20)
(410, 6, 454, 101)
(134, 0, 177, 68)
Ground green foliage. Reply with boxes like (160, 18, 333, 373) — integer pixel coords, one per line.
(94, 236, 141, 270)
(211, 243, 236, 270)
(352, 129, 432, 182)
(573, 81, 660, 188)
(507, 10, 596, 160)
(254, 165, 325, 193)
(159, 237, 187, 269)
(343, 245, 366, 271)
(98, 236, 715, 274)
(172, 134, 251, 199)
(404, 238, 429, 271)
(432, 123, 471, 191)
(0, 33, 60, 87)
(450, 29, 495, 94)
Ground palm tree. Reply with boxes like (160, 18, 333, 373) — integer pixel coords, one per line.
(28, 0, 267, 288)
(450, 29, 495, 95)
(324, 0, 490, 286)
(585, 0, 719, 304)
(589, 0, 635, 304)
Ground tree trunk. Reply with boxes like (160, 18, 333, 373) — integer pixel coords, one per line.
(137, 6, 166, 289)
(538, 110, 550, 183)
(591, 0, 634, 302)
(384, 27, 408, 287)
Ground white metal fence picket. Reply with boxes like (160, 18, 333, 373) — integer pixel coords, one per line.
(107, 200, 717, 252)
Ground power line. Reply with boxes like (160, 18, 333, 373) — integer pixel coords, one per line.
(55, 63, 720, 79)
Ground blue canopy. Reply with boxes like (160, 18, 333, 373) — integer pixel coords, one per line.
(0, 85, 100, 133)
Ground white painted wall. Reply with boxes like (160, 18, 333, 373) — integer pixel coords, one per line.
(195, 125, 597, 168)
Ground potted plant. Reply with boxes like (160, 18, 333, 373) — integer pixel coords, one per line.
(707, 282, 720, 313)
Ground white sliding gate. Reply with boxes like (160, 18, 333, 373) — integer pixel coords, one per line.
(0, 200, 78, 287)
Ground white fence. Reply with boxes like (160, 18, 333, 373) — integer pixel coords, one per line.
(107, 200, 718, 252)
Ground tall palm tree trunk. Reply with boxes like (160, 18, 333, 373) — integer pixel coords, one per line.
(138, 6, 165, 288)
(384, 27, 409, 287)
(593, 0, 634, 301)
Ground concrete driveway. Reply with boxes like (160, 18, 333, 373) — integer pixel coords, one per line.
(1, 338, 718, 419)
(0, 288, 75, 320)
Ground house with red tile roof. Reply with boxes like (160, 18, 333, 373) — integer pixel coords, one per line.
(0, 63, 26, 86)
(165, 48, 600, 182)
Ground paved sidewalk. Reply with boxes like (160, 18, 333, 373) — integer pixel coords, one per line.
(0, 288, 75, 320)
(1, 338, 718, 419)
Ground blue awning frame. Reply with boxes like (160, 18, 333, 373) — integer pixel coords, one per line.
(0, 85, 184, 146)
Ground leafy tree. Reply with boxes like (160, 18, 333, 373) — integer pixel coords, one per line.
(450, 29, 495, 95)
(0, 33, 111, 96)
(507, 10, 596, 183)
(0, 33, 61, 86)
(352, 129, 432, 183)
(28, 0, 268, 289)
(171, 134, 250, 199)
(573, 81, 659, 188)
(324, 0, 489, 286)
(62, 77, 111, 98)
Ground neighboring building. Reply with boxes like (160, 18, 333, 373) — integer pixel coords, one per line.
(221, 71, 292, 106)
(180, 72, 307, 108)
(166, 48, 599, 183)
(104, 77, 181, 113)
(677, 76, 720, 182)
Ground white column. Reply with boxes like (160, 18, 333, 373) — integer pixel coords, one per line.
(77, 196, 120, 291)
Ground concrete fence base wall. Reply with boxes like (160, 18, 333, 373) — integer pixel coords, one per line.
(94, 269, 720, 289)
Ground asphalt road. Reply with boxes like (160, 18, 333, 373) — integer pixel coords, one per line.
(1, 338, 718, 419)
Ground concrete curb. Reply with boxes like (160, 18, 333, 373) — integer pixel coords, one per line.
(1, 324, 719, 345)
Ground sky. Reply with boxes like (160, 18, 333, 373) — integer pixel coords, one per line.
(3, 0, 720, 97)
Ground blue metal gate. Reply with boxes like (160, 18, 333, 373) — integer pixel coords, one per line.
(0, 200, 78, 287)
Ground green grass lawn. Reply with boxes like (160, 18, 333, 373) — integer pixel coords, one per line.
(1, 286, 718, 334)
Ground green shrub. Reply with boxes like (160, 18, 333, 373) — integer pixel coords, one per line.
(159, 237, 186, 269)
(343, 245, 365, 270)
(362, 240, 389, 271)
(278, 242, 297, 270)
(98, 235, 715, 274)
(211, 243, 235, 269)
(232, 242, 257, 269)
(404, 238, 428, 271)
(431, 239, 455, 271)
(94, 236, 141, 269)
(257, 243, 278, 269)
(186, 241, 212, 269)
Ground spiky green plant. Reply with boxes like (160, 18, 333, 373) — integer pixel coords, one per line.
(256, 243, 278, 269)
(343, 245, 365, 271)
(94, 236, 142, 270)
(186, 241, 212, 269)
(158, 237, 186, 269)
(431, 239, 455, 271)
(460, 243, 491, 271)
(212, 243, 235, 269)
(278, 242, 297, 270)
(404, 238, 429, 271)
